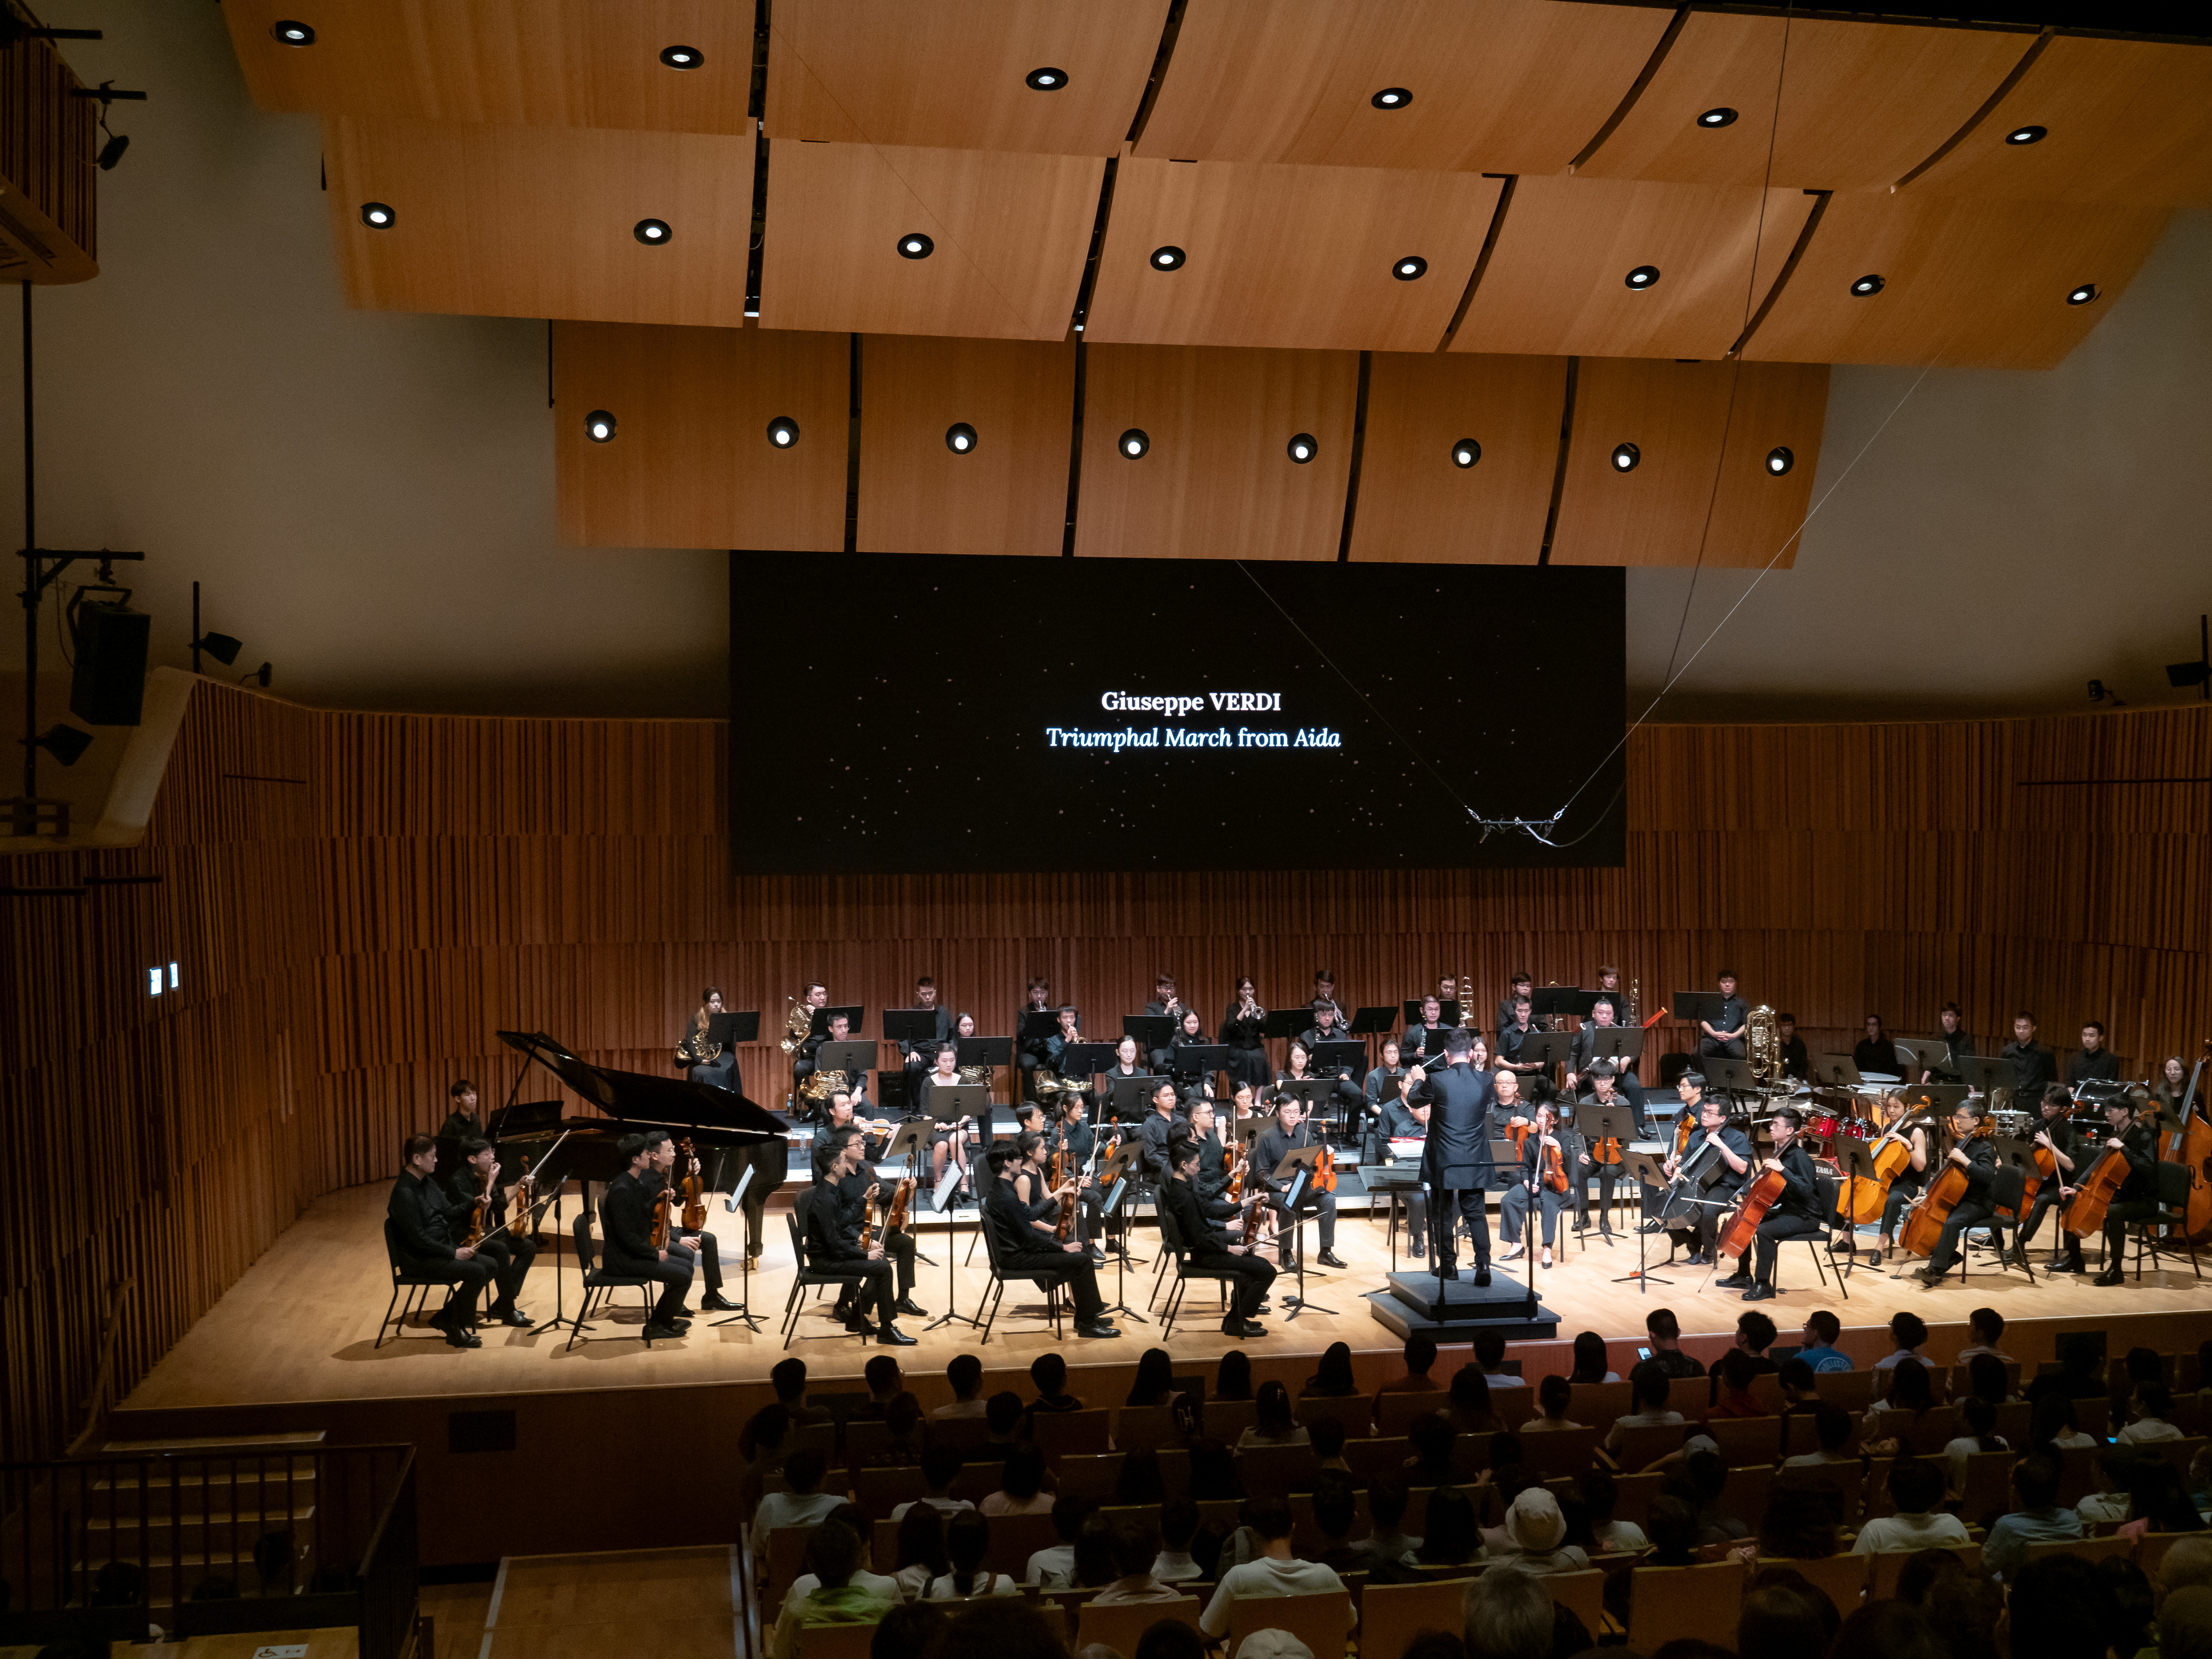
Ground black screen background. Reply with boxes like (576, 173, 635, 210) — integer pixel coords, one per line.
(731, 554, 1625, 874)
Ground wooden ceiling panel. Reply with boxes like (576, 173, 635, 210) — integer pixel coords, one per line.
(1448, 176, 1815, 360)
(764, 0, 1169, 155)
(1071, 345, 1358, 562)
(857, 337, 1075, 558)
(759, 140, 1100, 341)
(553, 323, 849, 551)
(1345, 354, 1567, 566)
(1576, 14, 2033, 192)
(1549, 358, 1734, 568)
(1084, 159, 1502, 353)
(1740, 192, 2168, 369)
(324, 118, 754, 324)
(1135, 0, 1668, 173)
(225, 0, 755, 132)
(1900, 36, 2212, 207)
(1698, 363, 1829, 572)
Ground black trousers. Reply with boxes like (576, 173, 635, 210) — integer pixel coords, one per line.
(1752, 1212, 1824, 1284)
(1667, 1194, 1730, 1258)
(1430, 1185, 1491, 1273)
(1574, 1163, 1622, 1228)
(1004, 1247, 1107, 1323)
(406, 1253, 498, 1321)
(1191, 1246, 1275, 1319)
(472, 1234, 538, 1311)
(2015, 1182, 2072, 1248)
(1501, 1182, 1566, 1248)
(1923, 1199, 2000, 1277)
(668, 1228, 724, 1296)
(735, 1142, 788, 1258)
(1268, 1188, 1336, 1257)
(2105, 1198, 2162, 1262)
(838, 1228, 918, 1302)
(1227, 1047, 1270, 1091)
(1397, 1190, 1429, 1254)
(1880, 1179, 1925, 1242)
(606, 1250, 692, 1323)
(1700, 1038, 1746, 1061)
(842, 1258, 898, 1324)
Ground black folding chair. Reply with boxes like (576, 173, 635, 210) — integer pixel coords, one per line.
(976, 1218, 1065, 1344)
(781, 1186, 872, 1350)
(566, 1211, 658, 1351)
(376, 1218, 457, 1348)
(2122, 1161, 2206, 1283)
(1156, 1203, 1241, 1338)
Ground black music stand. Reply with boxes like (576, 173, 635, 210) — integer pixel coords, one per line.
(1351, 1006, 1398, 1038)
(1810, 1053, 1863, 1089)
(1105, 1073, 1166, 1122)
(523, 1162, 582, 1337)
(1060, 1041, 1118, 1078)
(883, 1008, 946, 1059)
(1270, 1146, 1335, 1318)
(1830, 1137, 1885, 1263)
(1533, 988, 1598, 1023)
(1897, 1082, 1970, 1117)
(1672, 991, 1727, 1039)
(1175, 1043, 1233, 1092)
(811, 1005, 865, 1037)
(1587, 1026, 1643, 1077)
(1096, 1141, 1150, 1323)
(706, 1011, 758, 1050)
(709, 1163, 765, 1330)
(1889, 1039, 1947, 1082)
(1509, 1031, 1572, 1091)
(1124, 1013, 1174, 1052)
(1274, 1078, 1327, 1116)
(1572, 1099, 1640, 1246)
(1262, 1008, 1309, 1042)
(879, 1118, 939, 1267)
(814, 1040, 877, 1097)
(1018, 1009, 1061, 1045)
(1955, 1055, 2023, 1099)
(919, 1090, 989, 1334)
(1617, 1149, 1674, 1290)
(1706, 1056, 1765, 1104)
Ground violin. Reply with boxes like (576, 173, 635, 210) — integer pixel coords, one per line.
(649, 1178, 673, 1251)
(857, 1183, 879, 1251)
(1225, 1135, 1246, 1204)
(678, 1137, 707, 1233)
(1506, 1117, 1534, 1160)
(464, 1160, 492, 1248)
(1900, 1117, 1991, 1258)
(1541, 1134, 1570, 1195)
(888, 1170, 915, 1236)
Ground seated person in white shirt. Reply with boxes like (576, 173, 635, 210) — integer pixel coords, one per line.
(1578, 1468, 1648, 1555)
(1352, 1477, 1422, 1569)
(1474, 1327, 1527, 1389)
(1152, 1499, 1206, 1584)
(890, 1444, 976, 1521)
(1091, 1515, 1184, 1603)
(2119, 1379, 2185, 1443)
(1199, 1496, 1351, 1639)
(932, 1353, 989, 1419)
(1873, 1310, 1932, 1378)
(752, 1447, 845, 1553)
(1941, 1397, 2011, 1502)
(928, 1509, 1021, 1599)
(1853, 1455, 1972, 1553)
(1603, 1365, 1684, 1456)
(1025, 1494, 1097, 1588)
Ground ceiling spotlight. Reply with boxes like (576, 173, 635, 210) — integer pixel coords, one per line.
(2066, 283, 2099, 305)
(97, 133, 128, 171)
(2005, 124, 2046, 145)
(1371, 87, 1412, 110)
(1625, 265, 1660, 290)
(1850, 273, 1885, 297)
(360, 201, 395, 228)
(660, 45, 703, 69)
(1611, 442, 1640, 473)
(896, 232, 934, 260)
(767, 416, 800, 449)
(1392, 256, 1428, 281)
(1765, 446, 1794, 476)
(191, 629, 243, 668)
(1451, 439, 1480, 469)
(1025, 67, 1067, 91)
(1697, 107, 1738, 128)
(1150, 245, 1185, 272)
(34, 723, 93, 767)
(945, 422, 977, 454)
(1286, 433, 1317, 464)
(634, 218, 672, 245)
(1119, 428, 1150, 459)
(271, 20, 315, 45)
(584, 410, 617, 443)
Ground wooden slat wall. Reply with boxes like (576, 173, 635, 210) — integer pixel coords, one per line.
(5, 684, 2209, 1463)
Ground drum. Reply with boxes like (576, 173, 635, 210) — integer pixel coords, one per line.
(1833, 1118, 1876, 1143)
(1806, 1111, 1842, 1143)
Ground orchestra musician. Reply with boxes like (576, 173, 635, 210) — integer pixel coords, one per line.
(444, 1138, 537, 1326)
(1494, 972, 1537, 1046)
(388, 1134, 497, 1348)
(1928, 1003, 1975, 1083)
(1568, 1062, 1640, 1239)
(811, 1114, 924, 1323)
(1594, 965, 1636, 1032)
(1565, 999, 1636, 1096)
(1310, 968, 1340, 1016)
(1136, 1079, 1186, 1182)
(1496, 996, 1551, 1101)
(1187, 1097, 1234, 1209)
(1738, 1107, 1823, 1302)
(1775, 1014, 1809, 1082)
(1860, 1094, 1934, 1269)
(808, 1126, 916, 1346)
(811, 1086, 886, 1175)
(1375, 1068, 1430, 1257)
(1498, 1100, 1568, 1268)
(1436, 974, 1460, 1014)
(1659, 1078, 1749, 1265)
(1853, 1015, 1907, 1079)
(1490, 1069, 1534, 1186)
(1162, 1130, 1275, 1338)
(2087, 1090, 2160, 1288)
(677, 987, 740, 1093)
(952, 1012, 990, 1086)
(920, 1044, 986, 1205)
(1169, 1007, 1216, 1098)
(1699, 970, 1749, 1061)
(2069, 1021, 2121, 1087)
(1016, 977, 1054, 1100)
(438, 1078, 485, 1142)
(1363, 1038, 1408, 1140)
(1049, 1093, 1116, 1262)
(804, 1011, 870, 1118)
(644, 1130, 741, 1314)
(2009, 1084, 2086, 1274)
(1143, 974, 1185, 1071)
(1100, 1035, 1149, 1122)
(899, 976, 954, 1083)
(1909, 1102, 2001, 1288)
(1402, 996, 1449, 1068)
(2001, 1012, 2056, 1106)
(789, 981, 830, 1101)
(684, 987, 783, 1263)
(1221, 977, 1270, 1092)
(1411, 1029, 1494, 1286)
(1292, 1010, 1362, 1136)
(1041, 1006, 1092, 1102)
(604, 1132, 693, 1340)
(983, 1134, 1121, 1338)
(1251, 1094, 1346, 1269)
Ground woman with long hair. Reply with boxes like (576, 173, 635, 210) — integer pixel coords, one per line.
(1304, 1342, 1358, 1399)
(1238, 1380, 1309, 1448)
(1126, 1347, 1182, 1410)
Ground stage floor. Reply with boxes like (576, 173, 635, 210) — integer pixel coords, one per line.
(119, 1180, 2212, 1414)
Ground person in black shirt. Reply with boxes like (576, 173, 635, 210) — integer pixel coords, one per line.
(1143, 975, 1185, 1072)
(1496, 997, 1550, 1101)
(1567, 999, 1626, 1093)
(1364, 1038, 1408, 1133)
(984, 1134, 1119, 1338)
(602, 1133, 692, 1338)
(1375, 1071, 1430, 1256)
(1169, 1006, 1217, 1098)
(1411, 1030, 1496, 1284)
(643, 1130, 741, 1314)
(1853, 1015, 1906, 1079)
(1910, 1104, 2002, 1287)
(1498, 1101, 1569, 1267)
(1567, 1063, 1640, 1238)
(1494, 972, 1536, 1047)
(2011, 1084, 2086, 1273)
(1740, 1108, 1824, 1301)
(438, 1079, 485, 1142)
(1047, 1094, 1113, 1261)
(1015, 977, 1054, 1101)
(1775, 1015, 1809, 1083)
(1401, 996, 1449, 1069)
(676, 987, 739, 1093)
(1220, 978, 1271, 1093)
(2069, 1021, 2122, 1088)
(442, 1138, 537, 1326)
(1185, 1097, 1232, 1205)
(813, 1122, 924, 1321)
(1251, 1096, 1345, 1269)
(1135, 1080, 1185, 1182)
(1660, 1085, 1750, 1265)
(1930, 1003, 1975, 1084)
(1699, 971, 1748, 1062)
(2090, 1094, 2162, 1287)
(1161, 1131, 1274, 1337)
(2001, 1013, 2055, 1106)
(807, 1127, 915, 1345)
(1293, 1010, 1362, 1135)
(388, 1134, 497, 1346)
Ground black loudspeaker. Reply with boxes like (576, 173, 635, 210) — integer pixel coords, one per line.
(70, 601, 150, 725)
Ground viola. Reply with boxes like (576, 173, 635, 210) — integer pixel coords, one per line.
(887, 1171, 915, 1236)
(464, 1161, 492, 1248)
(1900, 1119, 1991, 1258)
(1506, 1117, 1535, 1160)
(1717, 1163, 1788, 1259)
(649, 1180, 673, 1251)
(678, 1137, 707, 1233)
(1312, 1145, 1338, 1194)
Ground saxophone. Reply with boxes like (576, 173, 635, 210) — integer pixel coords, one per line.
(779, 999, 814, 1054)
(1747, 1005, 1783, 1090)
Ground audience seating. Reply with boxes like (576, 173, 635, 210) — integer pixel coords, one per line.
(1294, 1394, 1374, 1438)
(1544, 1567, 1607, 1635)
(1341, 1436, 1413, 1486)
(979, 1509, 1062, 1577)
(764, 1525, 816, 1612)
(1031, 1409, 1113, 1460)
(2056, 1444, 2101, 1508)
(2023, 1533, 2135, 1570)
(1073, 1596, 1202, 1653)
(1114, 1404, 1182, 1454)
(1958, 1450, 2018, 1528)
(1053, 1452, 1125, 1502)
(794, 1623, 879, 1659)
(1359, 1577, 1468, 1659)
(854, 1466, 927, 1519)
(1610, 1421, 1688, 1472)
(1609, 1471, 1666, 1526)
(1203, 1399, 1259, 1443)
(1520, 1426, 1602, 1479)
(1777, 1551, 1868, 1612)
(1568, 1381, 1634, 1427)
(1226, 1588, 1353, 1659)
(1868, 1408, 1954, 1455)
(1375, 1391, 1451, 1436)
(1708, 1415, 1783, 1466)
(951, 1462, 1006, 1503)
(1868, 1543, 1979, 1599)
(1237, 1440, 1321, 1493)
(1721, 1464, 1777, 1535)
(1626, 1561, 1745, 1652)
(1811, 1372, 1876, 1412)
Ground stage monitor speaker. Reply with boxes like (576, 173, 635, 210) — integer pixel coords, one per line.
(70, 602, 150, 726)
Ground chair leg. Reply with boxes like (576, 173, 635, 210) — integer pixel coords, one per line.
(978, 1278, 1001, 1345)
(376, 1285, 404, 1348)
(1162, 1276, 1182, 1339)
(637, 1286, 655, 1346)
(567, 1284, 599, 1352)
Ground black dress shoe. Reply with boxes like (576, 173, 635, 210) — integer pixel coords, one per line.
(1076, 1321, 1123, 1338)
(2095, 1267, 2125, 1286)
(701, 1293, 740, 1312)
(670, 1305, 697, 1319)
(1438, 1265, 1460, 1281)
(1742, 1283, 1776, 1302)
(1716, 1271, 1754, 1289)
(640, 1322, 681, 1341)
(1683, 1252, 1711, 1267)
(1220, 1318, 1265, 1338)
(844, 1317, 876, 1337)
(497, 1308, 533, 1327)
(896, 1297, 928, 1317)
(1316, 1250, 1349, 1270)
(877, 1324, 919, 1346)
(444, 1326, 482, 1348)
(1472, 1267, 1492, 1288)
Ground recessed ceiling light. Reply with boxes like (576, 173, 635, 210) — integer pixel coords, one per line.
(634, 218, 671, 245)
(897, 232, 934, 260)
(1625, 265, 1660, 290)
(584, 410, 617, 443)
(946, 422, 978, 454)
(272, 20, 315, 45)
(1371, 87, 1412, 110)
(2005, 124, 2046, 146)
(1451, 439, 1480, 469)
(1850, 273, 1885, 297)
(1697, 107, 1737, 128)
(1392, 256, 1427, 281)
(1119, 428, 1150, 459)
(1287, 433, 1317, 464)
(1765, 446, 1794, 476)
(1150, 245, 1186, 271)
(1025, 67, 1067, 91)
(360, 201, 395, 228)
(766, 417, 800, 449)
(660, 45, 704, 69)
(1611, 442, 1640, 473)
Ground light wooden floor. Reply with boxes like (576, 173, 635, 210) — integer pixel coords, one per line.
(121, 1180, 2212, 1411)
(478, 1547, 738, 1659)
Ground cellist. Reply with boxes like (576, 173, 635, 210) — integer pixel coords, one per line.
(1863, 1094, 1935, 1270)
(442, 1138, 538, 1326)
(1740, 1107, 1824, 1303)
(2008, 1083, 2087, 1274)
(1659, 1078, 1750, 1266)
(1910, 1102, 2001, 1288)
(2088, 1089, 2162, 1288)
(643, 1130, 742, 1315)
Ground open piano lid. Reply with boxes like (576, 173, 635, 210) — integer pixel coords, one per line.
(491, 1030, 787, 1143)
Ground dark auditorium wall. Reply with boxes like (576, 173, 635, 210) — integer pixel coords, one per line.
(4, 682, 2208, 1462)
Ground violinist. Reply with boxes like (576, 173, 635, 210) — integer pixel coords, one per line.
(1052, 1093, 1116, 1262)
(388, 1134, 497, 1348)
(1910, 1103, 2001, 1288)
(1498, 1101, 1569, 1269)
(1252, 1095, 1346, 1270)
(809, 1126, 917, 1346)
(984, 1134, 1119, 1339)
(1221, 977, 1270, 1091)
(1162, 1130, 1275, 1339)
(1659, 1079, 1751, 1266)
(442, 1138, 537, 1326)
(2010, 1084, 2086, 1275)
(1864, 1094, 1934, 1269)
(2088, 1091, 2160, 1288)
(1568, 1062, 1637, 1240)
(603, 1133, 692, 1340)
(813, 1086, 888, 1175)
(644, 1130, 741, 1314)
(1739, 1107, 1824, 1302)
(815, 1114, 924, 1322)
(1187, 1096, 1232, 1202)
(1490, 1069, 1534, 1187)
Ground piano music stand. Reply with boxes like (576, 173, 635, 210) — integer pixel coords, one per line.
(708, 1165, 764, 1330)
(1270, 1146, 1335, 1317)
(1096, 1140, 1150, 1324)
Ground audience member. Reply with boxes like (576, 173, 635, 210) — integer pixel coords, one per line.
(1307, 1471, 1363, 1571)
(1405, 1413, 1458, 1486)
(1644, 1307, 1707, 1378)
(1416, 1486, 1483, 1569)
(1304, 1341, 1358, 1398)
(1643, 1495, 1699, 1566)
(892, 1445, 974, 1522)
(1710, 1347, 1764, 1419)
(1027, 1353, 1084, 1420)
(984, 1391, 1025, 1449)
(1708, 1310, 1779, 1407)
(1982, 1453, 2083, 1581)
(1125, 1347, 1183, 1410)
(2101, 1556, 2156, 1659)
(1957, 1306, 2012, 1362)
(1374, 1333, 1441, 1423)
(1484, 1487, 1588, 1575)
(2029, 1390, 2098, 1454)
(1826, 1601, 1948, 1659)
(2163, 1587, 2212, 1659)
(935, 1353, 987, 1418)
(1757, 1486, 1840, 1561)
(1736, 1567, 1840, 1658)
(1605, 1366, 1683, 1456)
(892, 1505, 948, 1601)
(1784, 1402, 1856, 1467)
(1308, 1416, 1351, 1475)
(1874, 1311, 1931, 1375)
(928, 1510, 1020, 1600)
(1197, 1498, 1346, 1639)
(1474, 1328, 1526, 1388)
(1152, 1498, 1204, 1583)
(2004, 1552, 2123, 1659)
(1797, 1310, 1852, 1372)
(1215, 1350, 1253, 1401)
(2121, 1456, 2208, 1537)
(769, 1520, 893, 1659)
(2122, 1379, 2185, 1443)
(1853, 1455, 1969, 1552)
(1577, 1468, 1648, 1553)
(1941, 1395, 2009, 1499)
(1238, 1380, 1309, 1448)
(772, 1357, 835, 1427)
(872, 1603, 948, 1659)
(1446, 1365, 1500, 1435)
(1524, 1374, 1582, 1432)
(752, 1447, 843, 1552)
(934, 1598, 1067, 1659)
(2161, 1535, 2212, 1599)
(1087, 1513, 1181, 1605)
(1568, 1330, 1620, 1384)
(1460, 1567, 1552, 1659)
(1024, 1494, 1097, 1587)
(1355, 1476, 1422, 1569)
(980, 1446, 1055, 1517)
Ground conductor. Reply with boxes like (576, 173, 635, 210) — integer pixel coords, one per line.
(1412, 1029, 1496, 1287)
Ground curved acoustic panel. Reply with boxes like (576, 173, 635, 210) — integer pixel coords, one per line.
(760, 140, 1102, 340)
(764, 0, 1168, 155)
(1135, 0, 1668, 174)
(1575, 13, 2034, 193)
(1739, 191, 2168, 368)
(1084, 158, 1502, 352)
(1071, 344, 1357, 562)
(1549, 358, 1746, 569)
(1447, 176, 1814, 360)
(1698, 362, 1828, 571)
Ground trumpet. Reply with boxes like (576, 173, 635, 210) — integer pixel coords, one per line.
(1238, 992, 1266, 1025)
(779, 999, 814, 1054)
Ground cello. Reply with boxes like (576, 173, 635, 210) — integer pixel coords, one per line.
(2162, 1039, 2212, 1243)
(2062, 1098, 2142, 1240)
(1716, 1163, 1788, 1260)
(1837, 1102, 1924, 1226)
(1900, 1115, 1991, 1258)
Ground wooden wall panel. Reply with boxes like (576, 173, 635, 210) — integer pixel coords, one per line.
(1695, 362, 1828, 572)
(553, 322, 850, 551)
(1448, 177, 1814, 361)
(1740, 192, 2169, 369)
(1548, 358, 1734, 568)
(225, 0, 757, 133)
(1344, 353, 1567, 566)
(1135, 0, 1668, 175)
(324, 117, 755, 325)
(1576, 15, 2032, 193)
(1069, 344, 1358, 562)
(764, 0, 1169, 156)
(759, 140, 1101, 341)
(856, 335, 1076, 558)
(1084, 158, 1500, 353)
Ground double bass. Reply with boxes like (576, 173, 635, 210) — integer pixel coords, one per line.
(1900, 1117, 1991, 1258)
(2162, 1039, 2212, 1244)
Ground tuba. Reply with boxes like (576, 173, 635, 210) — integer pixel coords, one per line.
(1747, 1005, 1783, 1089)
(779, 999, 815, 1054)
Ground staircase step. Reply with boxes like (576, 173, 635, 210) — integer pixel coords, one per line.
(101, 1431, 325, 1455)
